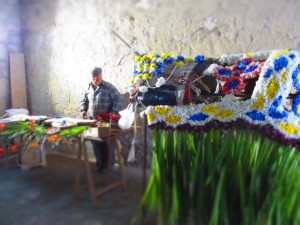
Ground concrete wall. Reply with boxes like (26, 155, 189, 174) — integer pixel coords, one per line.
(0, 0, 23, 116)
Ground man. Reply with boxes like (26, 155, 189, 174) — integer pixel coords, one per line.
(80, 67, 124, 172)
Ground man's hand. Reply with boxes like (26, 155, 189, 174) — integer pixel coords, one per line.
(82, 111, 88, 119)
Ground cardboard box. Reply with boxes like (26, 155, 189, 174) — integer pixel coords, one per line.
(19, 145, 47, 170)
(84, 124, 110, 138)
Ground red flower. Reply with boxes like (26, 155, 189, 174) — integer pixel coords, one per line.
(48, 135, 62, 142)
(0, 147, 4, 158)
(241, 61, 265, 79)
(233, 58, 253, 74)
(0, 123, 6, 131)
(214, 67, 234, 81)
(222, 76, 246, 94)
(10, 144, 18, 153)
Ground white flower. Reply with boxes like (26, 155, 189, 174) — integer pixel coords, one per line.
(134, 77, 142, 84)
(157, 58, 164, 63)
(129, 87, 136, 95)
(151, 57, 157, 63)
(203, 63, 221, 76)
(139, 110, 146, 118)
(139, 86, 149, 93)
(155, 77, 165, 87)
(171, 55, 177, 61)
(136, 62, 143, 68)
(149, 67, 156, 75)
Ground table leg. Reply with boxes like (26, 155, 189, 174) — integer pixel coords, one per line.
(115, 138, 127, 190)
(82, 140, 98, 205)
(75, 140, 83, 197)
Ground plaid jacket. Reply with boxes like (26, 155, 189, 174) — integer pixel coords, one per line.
(80, 81, 124, 119)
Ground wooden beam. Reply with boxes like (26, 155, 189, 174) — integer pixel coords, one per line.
(9, 53, 27, 109)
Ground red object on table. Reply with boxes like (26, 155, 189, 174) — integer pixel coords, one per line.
(96, 113, 121, 122)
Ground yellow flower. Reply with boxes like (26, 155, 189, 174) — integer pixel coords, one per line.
(138, 68, 143, 72)
(251, 95, 265, 110)
(203, 106, 221, 114)
(147, 113, 157, 122)
(137, 74, 143, 78)
(143, 73, 151, 80)
(150, 63, 157, 68)
(175, 62, 185, 67)
(266, 78, 279, 101)
(154, 107, 174, 116)
(184, 57, 194, 62)
(29, 142, 41, 148)
(274, 49, 290, 58)
(129, 78, 135, 84)
(150, 54, 157, 59)
(142, 55, 150, 62)
(161, 53, 168, 59)
(215, 110, 235, 118)
(281, 71, 288, 83)
(167, 52, 175, 57)
(144, 63, 150, 67)
(135, 56, 142, 62)
(297, 104, 300, 114)
(279, 124, 299, 135)
(165, 115, 182, 124)
(247, 53, 255, 56)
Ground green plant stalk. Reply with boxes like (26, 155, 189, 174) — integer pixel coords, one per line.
(139, 129, 300, 225)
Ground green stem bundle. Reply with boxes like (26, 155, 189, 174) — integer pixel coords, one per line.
(139, 129, 300, 225)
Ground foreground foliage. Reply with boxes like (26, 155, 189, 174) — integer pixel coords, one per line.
(139, 129, 300, 225)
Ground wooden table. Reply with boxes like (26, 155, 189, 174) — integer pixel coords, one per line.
(75, 128, 136, 205)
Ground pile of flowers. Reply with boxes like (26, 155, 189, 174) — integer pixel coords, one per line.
(144, 49, 300, 148)
(128, 53, 205, 97)
(208, 57, 265, 94)
(0, 119, 90, 151)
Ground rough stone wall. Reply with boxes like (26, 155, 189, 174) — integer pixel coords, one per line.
(0, 0, 22, 116)
(19, 0, 300, 165)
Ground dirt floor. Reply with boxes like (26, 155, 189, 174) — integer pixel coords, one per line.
(0, 153, 149, 225)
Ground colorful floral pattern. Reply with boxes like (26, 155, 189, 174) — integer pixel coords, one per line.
(145, 49, 300, 148)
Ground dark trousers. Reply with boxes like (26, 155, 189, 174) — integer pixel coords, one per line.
(91, 140, 109, 170)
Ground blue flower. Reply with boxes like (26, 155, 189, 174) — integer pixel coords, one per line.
(188, 113, 209, 121)
(245, 110, 266, 121)
(292, 95, 300, 117)
(228, 79, 240, 89)
(157, 62, 165, 69)
(134, 70, 139, 76)
(273, 56, 288, 71)
(292, 67, 300, 91)
(289, 54, 296, 59)
(195, 55, 205, 63)
(220, 69, 232, 76)
(244, 65, 258, 73)
(263, 68, 273, 78)
(164, 57, 174, 65)
(177, 56, 185, 61)
(155, 69, 163, 76)
(238, 61, 251, 70)
(268, 96, 288, 119)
